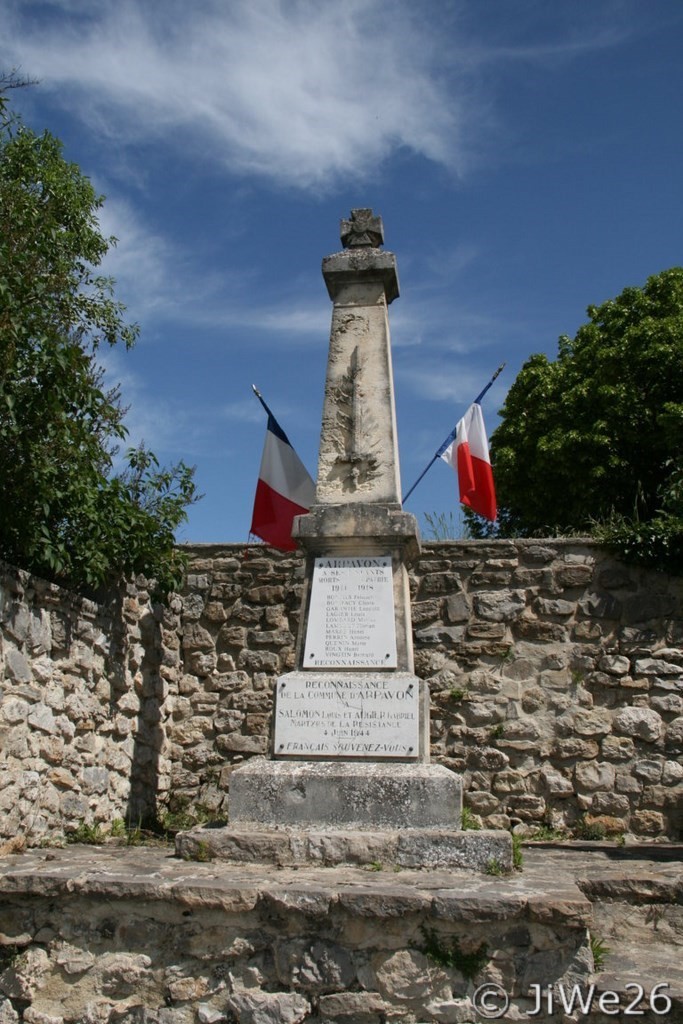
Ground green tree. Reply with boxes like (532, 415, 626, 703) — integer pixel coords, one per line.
(466, 268, 683, 569)
(0, 93, 198, 596)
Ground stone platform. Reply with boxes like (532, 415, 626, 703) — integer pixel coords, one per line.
(0, 843, 680, 1023)
(0, 843, 591, 1024)
(197, 758, 512, 872)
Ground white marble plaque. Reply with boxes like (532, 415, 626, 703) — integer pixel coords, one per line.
(274, 673, 419, 758)
(303, 555, 397, 669)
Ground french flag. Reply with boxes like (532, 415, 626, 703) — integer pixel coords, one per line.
(439, 402, 497, 521)
(250, 393, 316, 551)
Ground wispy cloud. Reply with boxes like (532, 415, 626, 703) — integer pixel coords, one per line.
(93, 190, 328, 338)
(395, 359, 490, 405)
(0, 0, 643, 193)
(0, 0, 469, 189)
(96, 194, 182, 321)
(97, 346, 204, 461)
(221, 398, 266, 425)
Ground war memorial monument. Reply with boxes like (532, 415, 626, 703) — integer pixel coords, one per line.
(179, 210, 511, 869)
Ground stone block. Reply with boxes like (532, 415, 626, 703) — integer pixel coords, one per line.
(599, 654, 630, 675)
(396, 829, 512, 871)
(635, 657, 682, 676)
(274, 938, 355, 992)
(574, 761, 615, 792)
(590, 792, 630, 816)
(5, 648, 33, 684)
(228, 760, 462, 830)
(613, 707, 663, 742)
(318, 991, 387, 1022)
(225, 990, 310, 1024)
(374, 948, 448, 1002)
(473, 590, 526, 622)
(601, 735, 635, 761)
(555, 564, 594, 587)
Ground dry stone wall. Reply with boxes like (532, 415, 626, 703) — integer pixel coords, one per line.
(0, 564, 171, 843)
(1, 540, 682, 842)
(172, 541, 683, 839)
(411, 540, 683, 839)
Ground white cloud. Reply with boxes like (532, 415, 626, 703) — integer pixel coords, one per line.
(94, 191, 313, 335)
(0, 0, 469, 189)
(395, 360, 488, 405)
(221, 398, 266, 424)
(96, 346, 201, 461)
(96, 194, 180, 321)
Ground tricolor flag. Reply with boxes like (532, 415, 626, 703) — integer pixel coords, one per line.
(250, 390, 316, 551)
(439, 402, 497, 521)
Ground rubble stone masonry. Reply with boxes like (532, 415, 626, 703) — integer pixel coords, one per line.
(1, 539, 682, 843)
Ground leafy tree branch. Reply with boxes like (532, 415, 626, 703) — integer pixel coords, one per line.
(0, 90, 199, 597)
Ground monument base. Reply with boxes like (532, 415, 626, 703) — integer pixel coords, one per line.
(176, 824, 513, 873)
(227, 758, 461, 830)
(175, 760, 517, 873)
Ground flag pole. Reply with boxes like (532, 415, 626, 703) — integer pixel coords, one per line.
(402, 363, 505, 505)
(252, 383, 275, 419)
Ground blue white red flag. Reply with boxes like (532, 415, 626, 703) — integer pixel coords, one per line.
(439, 402, 497, 521)
(250, 401, 315, 551)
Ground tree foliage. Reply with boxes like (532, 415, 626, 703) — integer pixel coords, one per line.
(466, 268, 683, 570)
(0, 93, 198, 596)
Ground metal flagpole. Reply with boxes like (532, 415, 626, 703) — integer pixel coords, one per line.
(252, 383, 275, 419)
(402, 363, 505, 505)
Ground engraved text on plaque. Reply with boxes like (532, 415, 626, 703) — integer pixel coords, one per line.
(274, 674, 419, 758)
(303, 556, 397, 669)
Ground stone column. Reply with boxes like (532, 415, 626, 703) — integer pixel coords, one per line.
(293, 209, 420, 681)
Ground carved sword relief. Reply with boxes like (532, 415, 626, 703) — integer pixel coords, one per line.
(331, 345, 382, 490)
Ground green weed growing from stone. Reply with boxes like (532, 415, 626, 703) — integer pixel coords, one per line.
(512, 833, 524, 870)
(575, 816, 607, 841)
(448, 687, 469, 703)
(590, 935, 610, 971)
(485, 858, 505, 876)
(528, 825, 569, 842)
(460, 807, 481, 831)
(0, 945, 21, 970)
(159, 798, 216, 835)
(417, 926, 489, 980)
(185, 840, 212, 863)
(67, 821, 105, 845)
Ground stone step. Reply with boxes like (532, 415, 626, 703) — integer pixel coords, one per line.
(591, 947, 683, 1024)
(176, 824, 513, 872)
(523, 843, 683, 1023)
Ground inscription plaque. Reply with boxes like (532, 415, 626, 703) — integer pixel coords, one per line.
(303, 555, 397, 668)
(273, 673, 419, 759)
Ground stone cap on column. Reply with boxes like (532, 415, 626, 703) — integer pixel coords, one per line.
(322, 249, 399, 304)
(293, 503, 420, 562)
(322, 209, 399, 304)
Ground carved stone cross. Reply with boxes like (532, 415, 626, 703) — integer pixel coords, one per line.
(340, 208, 384, 249)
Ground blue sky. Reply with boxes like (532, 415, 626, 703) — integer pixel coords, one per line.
(2, 0, 682, 543)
